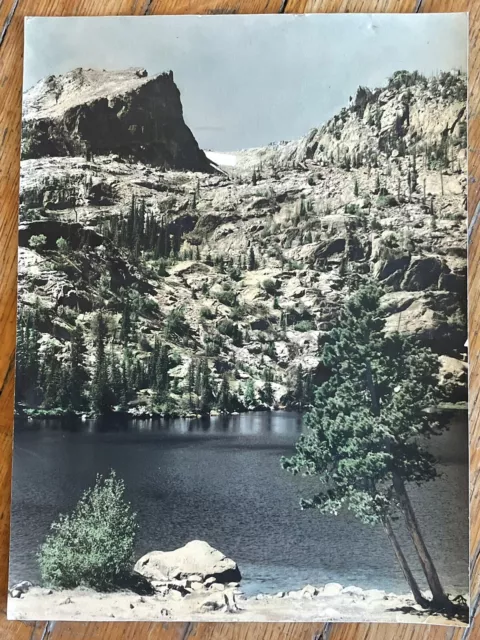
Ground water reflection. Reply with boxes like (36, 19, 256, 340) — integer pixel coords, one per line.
(10, 411, 468, 596)
(17, 411, 305, 437)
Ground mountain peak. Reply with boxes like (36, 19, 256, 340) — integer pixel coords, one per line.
(21, 67, 211, 172)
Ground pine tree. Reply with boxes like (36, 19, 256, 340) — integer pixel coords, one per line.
(199, 359, 214, 414)
(354, 178, 359, 197)
(261, 380, 274, 407)
(244, 379, 256, 408)
(294, 364, 304, 408)
(91, 311, 112, 414)
(67, 323, 88, 411)
(282, 284, 454, 613)
(187, 358, 195, 410)
(120, 292, 132, 344)
(248, 247, 256, 271)
(218, 374, 231, 413)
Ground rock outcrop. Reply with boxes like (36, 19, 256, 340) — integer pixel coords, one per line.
(16, 68, 468, 416)
(134, 540, 242, 584)
(22, 68, 213, 172)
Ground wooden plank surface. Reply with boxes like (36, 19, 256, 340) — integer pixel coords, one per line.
(0, 1, 477, 638)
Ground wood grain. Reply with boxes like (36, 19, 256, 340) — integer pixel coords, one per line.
(0, 1, 477, 639)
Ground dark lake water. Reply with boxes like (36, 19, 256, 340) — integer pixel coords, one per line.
(9, 411, 469, 596)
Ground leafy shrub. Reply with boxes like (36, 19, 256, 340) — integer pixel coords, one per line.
(200, 306, 215, 320)
(217, 318, 243, 346)
(165, 307, 189, 338)
(38, 471, 137, 590)
(29, 234, 47, 250)
(294, 320, 315, 332)
(216, 289, 237, 307)
(376, 195, 398, 209)
(56, 237, 68, 252)
(262, 278, 277, 296)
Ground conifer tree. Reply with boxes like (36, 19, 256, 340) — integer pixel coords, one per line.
(67, 323, 88, 411)
(248, 247, 256, 271)
(91, 311, 112, 414)
(294, 364, 304, 408)
(199, 359, 214, 414)
(187, 358, 195, 410)
(261, 380, 274, 407)
(218, 374, 231, 413)
(244, 379, 256, 408)
(282, 284, 453, 612)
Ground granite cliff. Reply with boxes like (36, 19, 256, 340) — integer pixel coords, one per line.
(22, 68, 212, 171)
(16, 68, 467, 416)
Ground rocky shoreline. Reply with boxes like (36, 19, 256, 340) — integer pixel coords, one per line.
(8, 582, 466, 625)
(8, 541, 468, 625)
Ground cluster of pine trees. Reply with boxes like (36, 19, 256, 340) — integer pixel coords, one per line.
(100, 195, 185, 262)
(15, 297, 314, 416)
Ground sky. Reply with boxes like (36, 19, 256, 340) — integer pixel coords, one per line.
(24, 13, 468, 152)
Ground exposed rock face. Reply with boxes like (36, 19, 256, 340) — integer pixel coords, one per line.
(16, 69, 467, 415)
(134, 541, 241, 584)
(22, 68, 213, 172)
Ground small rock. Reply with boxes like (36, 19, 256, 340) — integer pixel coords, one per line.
(275, 591, 285, 598)
(210, 582, 225, 591)
(256, 593, 265, 600)
(160, 608, 170, 617)
(189, 581, 205, 592)
(199, 593, 228, 612)
(204, 577, 216, 587)
(60, 597, 73, 605)
(169, 589, 183, 600)
(189, 574, 203, 583)
(130, 603, 134, 609)
(301, 584, 318, 597)
(11, 581, 33, 595)
(42, 589, 53, 596)
(227, 582, 240, 588)
(10, 589, 22, 599)
(342, 585, 364, 596)
(323, 582, 343, 596)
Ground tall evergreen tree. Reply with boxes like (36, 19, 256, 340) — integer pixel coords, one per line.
(67, 323, 88, 411)
(199, 359, 214, 414)
(91, 311, 112, 414)
(248, 247, 256, 271)
(244, 379, 256, 408)
(187, 358, 195, 410)
(282, 284, 453, 612)
(218, 374, 231, 413)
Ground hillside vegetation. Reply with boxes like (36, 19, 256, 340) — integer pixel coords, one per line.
(16, 68, 467, 417)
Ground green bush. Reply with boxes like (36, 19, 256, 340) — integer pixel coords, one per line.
(216, 289, 237, 307)
(377, 195, 398, 208)
(56, 237, 69, 252)
(38, 471, 138, 590)
(200, 306, 215, 320)
(294, 320, 315, 332)
(165, 307, 189, 338)
(262, 278, 277, 296)
(29, 234, 47, 250)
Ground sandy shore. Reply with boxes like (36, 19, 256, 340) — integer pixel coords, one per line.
(8, 586, 467, 625)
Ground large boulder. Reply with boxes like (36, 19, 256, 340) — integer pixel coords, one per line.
(134, 540, 241, 585)
(402, 256, 446, 291)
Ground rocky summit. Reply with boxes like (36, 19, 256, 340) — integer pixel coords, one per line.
(22, 68, 212, 171)
(16, 68, 467, 417)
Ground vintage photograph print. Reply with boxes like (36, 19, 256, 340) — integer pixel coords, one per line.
(9, 13, 469, 624)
